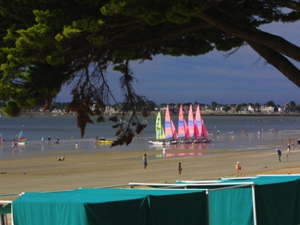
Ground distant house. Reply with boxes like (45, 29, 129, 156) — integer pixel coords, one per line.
(104, 105, 115, 114)
(247, 105, 254, 113)
(260, 105, 274, 112)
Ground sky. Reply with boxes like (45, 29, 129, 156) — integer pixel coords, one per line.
(56, 21, 300, 106)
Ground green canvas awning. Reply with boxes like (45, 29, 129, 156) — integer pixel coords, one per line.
(12, 188, 208, 225)
(12, 175, 300, 225)
(0, 203, 11, 214)
(176, 175, 300, 225)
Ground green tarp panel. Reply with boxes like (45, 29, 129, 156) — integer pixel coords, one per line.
(147, 191, 208, 225)
(85, 197, 148, 225)
(13, 188, 207, 225)
(177, 175, 300, 225)
(13, 190, 93, 225)
(209, 187, 253, 225)
(220, 176, 300, 225)
(85, 190, 207, 225)
(255, 179, 300, 225)
(0, 204, 11, 214)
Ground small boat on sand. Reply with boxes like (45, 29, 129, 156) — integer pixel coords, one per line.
(18, 130, 27, 145)
(98, 138, 112, 144)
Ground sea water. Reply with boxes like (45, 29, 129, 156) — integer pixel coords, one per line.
(0, 114, 300, 159)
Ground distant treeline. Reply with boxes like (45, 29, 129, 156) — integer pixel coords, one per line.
(1, 100, 300, 114)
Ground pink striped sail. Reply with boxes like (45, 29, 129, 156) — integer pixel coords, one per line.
(194, 119, 199, 138)
(194, 105, 203, 138)
(187, 104, 194, 138)
(164, 105, 173, 139)
(202, 119, 209, 139)
(171, 119, 178, 140)
(177, 105, 185, 138)
(184, 118, 190, 139)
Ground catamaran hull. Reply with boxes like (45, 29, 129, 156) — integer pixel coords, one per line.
(193, 139, 213, 143)
(18, 142, 26, 145)
(181, 139, 213, 144)
(180, 139, 194, 144)
(149, 140, 179, 145)
(149, 141, 167, 145)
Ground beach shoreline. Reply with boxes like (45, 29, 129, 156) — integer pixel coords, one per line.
(1, 146, 299, 196)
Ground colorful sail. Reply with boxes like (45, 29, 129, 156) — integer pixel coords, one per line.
(194, 119, 200, 138)
(171, 119, 178, 140)
(202, 119, 209, 139)
(184, 118, 191, 139)
(164, 105, 173, 139)
(18, 130, 26, 142)
(194, 105, 203, 138)
(188, 104, 194, 138)
(0, 133, 3, 142)
(155, 112, 165, 140)
(177, 105, 185, 138)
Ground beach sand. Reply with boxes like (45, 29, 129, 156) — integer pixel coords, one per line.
(1, 145, 300, 196)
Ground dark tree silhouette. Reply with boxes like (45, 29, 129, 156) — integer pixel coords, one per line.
(0, 0, 300, 145)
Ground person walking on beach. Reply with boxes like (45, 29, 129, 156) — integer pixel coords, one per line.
(143, 154, 147, 170)
(56, 135, 60, 144)
(277, 148, 282, 162)
(94, 136, 98, 148)
(236, 162, 241, 176)
(41, 136, 44, 144)
(11, 139, 17, 151)
(178, 162, 182, 175)
(287, 142, 291, 155)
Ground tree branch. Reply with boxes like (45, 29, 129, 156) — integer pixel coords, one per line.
(248, 41, 300, 88)
(199, 10, 300, 63)
(116, 22, 208, 48)
(266, 0, 300, 11)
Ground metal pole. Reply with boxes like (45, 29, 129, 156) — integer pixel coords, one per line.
(251, 184, 257, 225)
(206, 190, 210, 225)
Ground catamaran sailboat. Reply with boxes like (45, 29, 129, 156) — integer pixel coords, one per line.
(148, 111, 167, 145)
(18, 130, 27, 145)
(180, 104, 212, 144)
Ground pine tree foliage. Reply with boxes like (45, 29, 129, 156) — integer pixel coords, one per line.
(0, 0, 300, 146)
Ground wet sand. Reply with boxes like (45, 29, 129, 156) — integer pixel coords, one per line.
(0, 146, 299, 195)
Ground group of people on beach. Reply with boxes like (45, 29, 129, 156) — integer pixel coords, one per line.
(41, 135, 60, 144)
(142, 153, 183, 175)
(236, 137, 298, 175)
(277, 137, 297, 162)
(142, 136, 297, 177)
